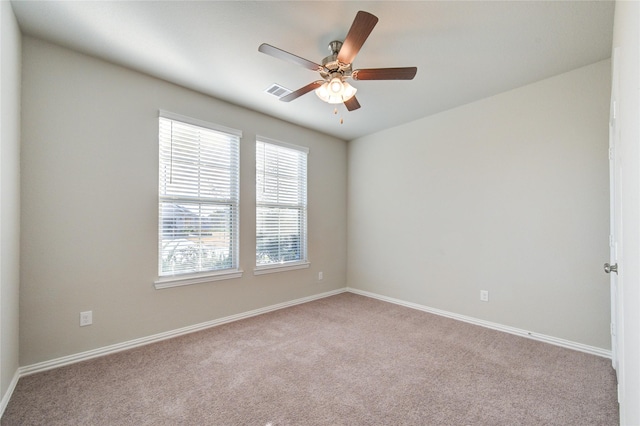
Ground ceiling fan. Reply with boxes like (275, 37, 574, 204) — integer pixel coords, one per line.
(258, 10, 417, 112)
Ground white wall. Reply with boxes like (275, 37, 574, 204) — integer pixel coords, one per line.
(0, 0, 21, 408)
(348, 60, 611, 349)
(19, 37, 347, 366)
(612, 1, 640, 424)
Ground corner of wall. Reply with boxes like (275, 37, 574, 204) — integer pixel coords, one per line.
(0, 0, 22, 415)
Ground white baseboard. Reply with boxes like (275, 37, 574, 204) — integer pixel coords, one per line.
(0, 368, 20, 418)
(347, 287, 612, 359)
(19, 288, 347, 377)
(17, 285, 610, 382)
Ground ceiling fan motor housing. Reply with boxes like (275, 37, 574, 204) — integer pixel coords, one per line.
(321, 41, 352, 81)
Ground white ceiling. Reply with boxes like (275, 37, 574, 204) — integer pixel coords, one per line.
(10, 1, 615, 141)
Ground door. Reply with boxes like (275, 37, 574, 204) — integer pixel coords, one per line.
(607, 47, 622, 374)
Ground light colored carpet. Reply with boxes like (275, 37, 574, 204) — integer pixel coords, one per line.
(2, 293, 618, 425)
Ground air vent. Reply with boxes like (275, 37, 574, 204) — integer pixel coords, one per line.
(264, 83, 292, 98)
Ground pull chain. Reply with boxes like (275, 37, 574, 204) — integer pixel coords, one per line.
(330, 106, 344, 124)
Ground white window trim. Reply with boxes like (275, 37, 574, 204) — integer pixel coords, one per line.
(256, 135, 309, 154)
(156, 111, 242, 287)
(253, 261, 310, 276)
(159, 110, 242, 138)
(154, 269, 244, 290)
(255, 137, 309, 272)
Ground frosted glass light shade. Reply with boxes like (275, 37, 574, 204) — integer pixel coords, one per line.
(315, 78, 357, 104)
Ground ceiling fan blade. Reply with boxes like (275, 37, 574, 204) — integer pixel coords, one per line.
(337, 11, 378, 64)
(258, 43, 322, 71)
(352, 67, 418, 80)
(344, 96, 361, 111)
(280, 81, 323, 102)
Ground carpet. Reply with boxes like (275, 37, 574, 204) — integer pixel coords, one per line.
(1, 292, 618, 425)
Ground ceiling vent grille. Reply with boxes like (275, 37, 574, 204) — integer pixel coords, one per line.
(264, 83, 292, 98)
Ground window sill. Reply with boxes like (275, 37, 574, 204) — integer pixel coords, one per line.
(154, 269, 243, 289)
(253, 262, 310, 276)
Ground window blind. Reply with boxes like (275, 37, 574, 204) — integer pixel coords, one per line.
(159, 114, 240, 277)
(256, 138, 308, 266)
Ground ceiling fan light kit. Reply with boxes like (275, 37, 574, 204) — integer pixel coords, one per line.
(258, 10, 417, 113)
(315, 77, 357, 104)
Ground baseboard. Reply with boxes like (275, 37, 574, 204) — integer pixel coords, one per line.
(20, 288, 347, 377)
(0, 368, 20, 417)
(346, 287, 612, 359)
(17, 285, 611, 380)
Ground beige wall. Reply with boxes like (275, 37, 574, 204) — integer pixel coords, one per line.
(0, 0, 21, 403)
(16, 31, 614, 368)
(20, 37, 347, 365)
(348, 60, 612, 349)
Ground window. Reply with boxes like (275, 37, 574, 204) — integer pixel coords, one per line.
(256, 137, 309, 273)
(157, 112, 241, 287)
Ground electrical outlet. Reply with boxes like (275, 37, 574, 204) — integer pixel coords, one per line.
(480, 290, 489, 302)
(80, 311, 93, 326)
(318, 271, 324, 281)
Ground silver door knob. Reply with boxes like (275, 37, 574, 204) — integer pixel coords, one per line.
(604, 263, 618, 274)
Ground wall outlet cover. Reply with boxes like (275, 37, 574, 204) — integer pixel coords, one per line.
(80, 311, 93, 326)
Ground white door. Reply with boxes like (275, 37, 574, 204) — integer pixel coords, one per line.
(607, 47, 622, 374)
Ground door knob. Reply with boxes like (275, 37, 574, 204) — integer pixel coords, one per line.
(604, 263, 618, 274)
